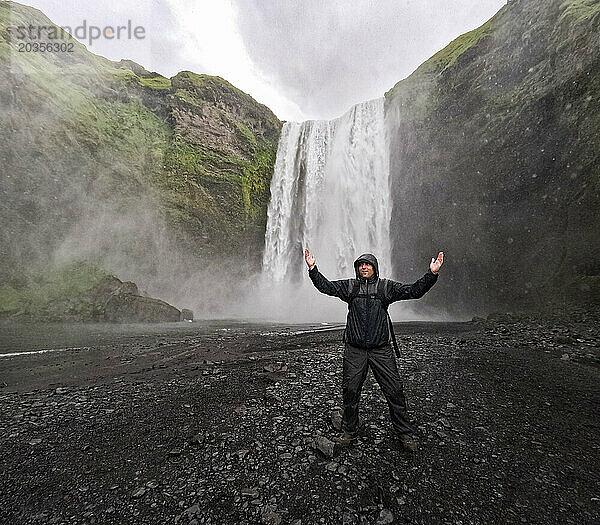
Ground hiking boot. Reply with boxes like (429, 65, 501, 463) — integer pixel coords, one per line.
(330, 410, 362, 432)
(330, 410, 343, 431)
(333, 431, 357, 447)
(398, 434, 418, 452)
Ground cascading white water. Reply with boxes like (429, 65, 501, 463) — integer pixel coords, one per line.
(263, 98, 392, 282)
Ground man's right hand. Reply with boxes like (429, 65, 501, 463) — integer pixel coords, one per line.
(304, 248, 316, 270)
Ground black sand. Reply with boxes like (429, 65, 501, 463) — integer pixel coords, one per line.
(0, 319, 598, 524)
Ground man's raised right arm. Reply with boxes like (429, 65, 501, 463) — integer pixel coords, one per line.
(305, 248, 350, 302)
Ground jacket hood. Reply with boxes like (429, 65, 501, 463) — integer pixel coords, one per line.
(354, 253, 379, 280)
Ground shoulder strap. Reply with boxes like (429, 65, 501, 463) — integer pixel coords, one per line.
(377, 279, 400, 358)
(348, 279, 360, 302)
(343, 279, 360, 342)
(376, 278, 387, 304)
(387, 313, 400, 358)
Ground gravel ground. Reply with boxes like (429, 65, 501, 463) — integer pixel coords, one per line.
(0, 318, 598, 524)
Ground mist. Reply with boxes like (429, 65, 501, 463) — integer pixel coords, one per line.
(41, 87, 454, 324)
(7, 0, 588, 323)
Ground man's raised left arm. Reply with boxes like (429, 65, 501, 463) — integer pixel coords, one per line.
(387, 252, 444, 302)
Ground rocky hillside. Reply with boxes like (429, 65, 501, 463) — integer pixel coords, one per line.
(0, 261, 188, 323)
(0, 1, 281, 318)
(385, 0, 600, 316)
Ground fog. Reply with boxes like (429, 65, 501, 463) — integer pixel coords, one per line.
(1, 0, 502, 323)
(24, 0, 507, 121)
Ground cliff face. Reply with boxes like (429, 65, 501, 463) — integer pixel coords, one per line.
(385, 0, 600, 316)
(0, 1, 281, 316)
(163, 71, 281, 252)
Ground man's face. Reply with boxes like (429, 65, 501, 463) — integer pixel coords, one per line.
(358, 261, 374, 278)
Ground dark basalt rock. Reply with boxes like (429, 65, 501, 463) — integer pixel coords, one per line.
(385, 0, 600, 317)
(180, 308, 194, 321)
(104, 292, 181, 323)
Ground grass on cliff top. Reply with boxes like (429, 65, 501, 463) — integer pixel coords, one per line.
(384, 23, 491, 99)
(559, 0, 600, 24)
(172, 71, 242, 97)
(433, 22, 492, 75)
(384, 3, 508, 99)
(171, 71, 281, 128)
(389, 0, 600, 92)
(0, 262, 115, 315)
(139, 75, 172, 90)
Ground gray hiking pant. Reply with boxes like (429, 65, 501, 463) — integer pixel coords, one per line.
(342, 343, 415, 436)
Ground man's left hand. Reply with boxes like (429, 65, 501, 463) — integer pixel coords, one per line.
(430, 252, 444, 274)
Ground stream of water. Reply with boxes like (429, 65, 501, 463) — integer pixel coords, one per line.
(263, 98, 392, 282)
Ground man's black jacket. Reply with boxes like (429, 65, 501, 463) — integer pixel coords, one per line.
(308, 253, 438, 349)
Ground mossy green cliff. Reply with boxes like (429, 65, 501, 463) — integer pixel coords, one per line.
(385, 0, 599, 315)
(0, 1, 281, 319)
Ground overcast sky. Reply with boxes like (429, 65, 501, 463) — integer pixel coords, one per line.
(24, 0, 506, 121)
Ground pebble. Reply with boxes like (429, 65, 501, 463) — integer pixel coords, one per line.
(2, 315, 598, 524)
(132, 487, 146, 498)
(376, 509, 394, 524)
(313, 436, 335, 458)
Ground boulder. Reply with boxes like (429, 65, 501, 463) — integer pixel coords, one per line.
(104, 292, 180, 323)
(180, 308, 194, 321)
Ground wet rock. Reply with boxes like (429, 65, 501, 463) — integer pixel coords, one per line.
(264, 392, 283, 404)
(312, 436, 335, 458)
(178, 504, 201, 523)
(342, 511, 358, 524)
(180, 309, 194, 321)
(330, 410, 342, 431)
(105, 291, 180, 323)
(376, 509, 394, 524)
(132, 487, 146, 498)
(325, 461, 338, 472)
(264, 363, 288, 373)
(438, 418, 452, 429)
(261, 505, 282, 524)
(188, 434, 203, 445)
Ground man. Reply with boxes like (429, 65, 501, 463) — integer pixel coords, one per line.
(304, 248, 444, 451)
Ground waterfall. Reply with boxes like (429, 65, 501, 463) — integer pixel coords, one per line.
(263, 98, 392, 282)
